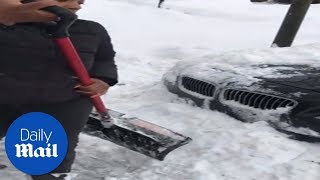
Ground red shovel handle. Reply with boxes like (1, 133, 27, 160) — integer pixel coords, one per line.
(36, 6, 109, 116)
(54, 38, 108, 115)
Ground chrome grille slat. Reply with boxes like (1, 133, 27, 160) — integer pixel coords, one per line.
(248, 93, 260, 107)
(239, 92, 249, 104)
(225, 89, 232, 100)
(258, 96, 269, 109)
(230, 90, 237, 100)
(199, 80, 205, 95)
(195, 79, 201, 92)
(234, 90, 242, 102)
(253, 94, 264, 108)
(208, 85, 213, 97)
(209, 85, 214, 97)
(204, 81, 209, 94)
(278, 99, 290, 108)
(190, 78, 196, 92)
(270, 98, 281, 109)
(181, 76, 216, 97)
(264, 96, 277, 109)
(223, 89, 296, 110)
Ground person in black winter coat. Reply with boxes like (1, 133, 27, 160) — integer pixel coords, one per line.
(0, 0, 117, 179)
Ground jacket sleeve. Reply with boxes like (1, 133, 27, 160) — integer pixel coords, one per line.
(89, 24, 118, 86)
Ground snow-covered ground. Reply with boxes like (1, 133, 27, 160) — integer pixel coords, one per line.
(1, 0, 320, 179)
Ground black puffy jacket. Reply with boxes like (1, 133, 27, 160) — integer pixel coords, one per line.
(0, 19, 118, 104)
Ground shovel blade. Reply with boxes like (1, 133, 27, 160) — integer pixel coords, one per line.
(83, 110, 192, 161)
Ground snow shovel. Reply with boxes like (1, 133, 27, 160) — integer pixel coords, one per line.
(42, 6, 192, 161)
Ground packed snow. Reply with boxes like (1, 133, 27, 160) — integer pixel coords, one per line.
(1, 0, 320, 179)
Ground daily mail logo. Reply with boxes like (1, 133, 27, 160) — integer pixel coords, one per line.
(5, 112, 68, 175)
(15, 129, 58, 158)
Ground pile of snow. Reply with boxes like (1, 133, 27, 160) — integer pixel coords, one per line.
(164, 43, 320, 90)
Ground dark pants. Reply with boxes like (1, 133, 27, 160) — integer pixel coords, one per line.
(0, 97, 92, 173)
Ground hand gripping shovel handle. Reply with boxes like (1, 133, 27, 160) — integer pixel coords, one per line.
(43, 6, 109, 118)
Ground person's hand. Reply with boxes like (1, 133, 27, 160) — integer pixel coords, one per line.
(0, 0, 58, 25)
(75, 78, 110, 98)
